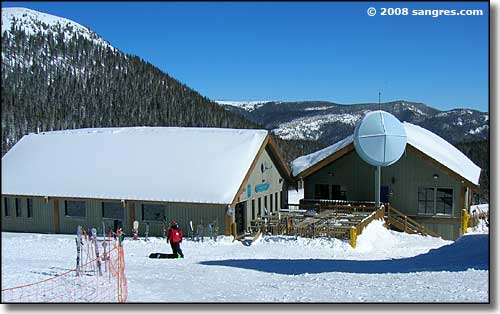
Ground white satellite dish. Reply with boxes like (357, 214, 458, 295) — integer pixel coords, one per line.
(354, 110, 407, 166)
(353, 110, 407, 206)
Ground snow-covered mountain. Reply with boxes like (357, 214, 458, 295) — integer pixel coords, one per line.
(1, 7, 259, 157)
(2, 7, 113, 49)
(217, 100, 489, 145)
(214, 100, 275, 112)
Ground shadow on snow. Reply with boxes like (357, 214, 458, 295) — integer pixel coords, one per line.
(199, 234, 489, 275)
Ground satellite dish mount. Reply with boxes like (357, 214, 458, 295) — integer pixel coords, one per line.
(353, 111, 407, 207)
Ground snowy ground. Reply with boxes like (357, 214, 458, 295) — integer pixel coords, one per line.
(1, 220, 489, 303)
(288, 188, 304, 204)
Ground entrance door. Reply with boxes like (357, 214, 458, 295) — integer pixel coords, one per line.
(380, 186, 389, 203)
(235, 202, 246, 235)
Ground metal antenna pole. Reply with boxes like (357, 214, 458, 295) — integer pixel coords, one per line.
(375, 166, 381, 207)
(378, 92, 381, 110)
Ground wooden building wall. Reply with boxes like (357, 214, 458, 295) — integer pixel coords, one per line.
(132, 202, 226, 237)
(1, 197, 55, 233)
(1, 196, 226, 237)
(303, 146, 467, 240)
(236, 148, 286, 230)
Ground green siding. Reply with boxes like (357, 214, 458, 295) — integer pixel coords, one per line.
(303, 147, 466, 240)
(2, 196, 226, 237)
(236, 148, 285, 230)
(2, 197, 55, 233)
(134, 202, 226, 237)
(415, 220, 461, 241)
(58, 199, 130, 235)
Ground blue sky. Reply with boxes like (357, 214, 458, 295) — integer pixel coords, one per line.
(2, 2, 489, 111)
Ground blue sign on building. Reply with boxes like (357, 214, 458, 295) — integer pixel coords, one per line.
(247, 184, 252, 198)
(255, 183, 270, 193)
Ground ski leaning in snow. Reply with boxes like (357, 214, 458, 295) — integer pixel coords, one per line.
(91, 228, 102, 275)
(148, 252, 182, 259)
(75, 225, 82, 276)
(145, 222, 150, 242)
(162, 216, 167, 239)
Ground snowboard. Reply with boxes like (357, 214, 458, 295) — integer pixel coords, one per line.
(132, 220, 139, 240)
(149, 252, 181, 259)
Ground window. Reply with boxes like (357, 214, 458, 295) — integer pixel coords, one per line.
(102, 202, 123, 220)
(275, 192, 279, 211)
(418, 187, 453, 216)
(4, 198, 11, 217)
(436, 188, 453, 215)
(418, 188, 434, 215)
(27, 198, 33, 219)
(251, 199, 255, 220)
(15, 198, 21, 218)
(65, 200, 86, 218)
(142, 204, 164, 222)
(258, 198, 262, 217)
(332, 185, 347, 200)
(270, 194, 274, 213)
(314, 184, 329, 199)
(264, 195, 268, 215)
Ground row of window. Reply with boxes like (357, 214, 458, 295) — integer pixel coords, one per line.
(311, 185, 454, 216)
(64, 201, 168, 222)
(250, 192, 279, 220)
(63, 201, 171, 222)
(64, 200, 124, 219)
(314, 184, 347, 200)
(3, 198, 166, 222)
(3, 198, 33, 219)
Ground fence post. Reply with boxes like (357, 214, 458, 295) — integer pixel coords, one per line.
(350, 226, 357, 249)
(462, 209, 470, 235)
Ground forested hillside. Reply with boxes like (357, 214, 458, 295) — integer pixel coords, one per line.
(455, 140, 489, 203)
(1, 26, 263, 156)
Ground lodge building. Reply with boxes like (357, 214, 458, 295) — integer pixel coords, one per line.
(292, 122, 481, 240)
(1, 127, 291, 236)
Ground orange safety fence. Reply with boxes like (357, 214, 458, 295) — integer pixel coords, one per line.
(1, 233, 127, 303)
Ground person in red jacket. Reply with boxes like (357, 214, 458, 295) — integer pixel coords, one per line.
(167, 220, 184, 258)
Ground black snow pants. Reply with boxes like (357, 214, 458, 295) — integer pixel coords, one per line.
(170, 241, 184, 258)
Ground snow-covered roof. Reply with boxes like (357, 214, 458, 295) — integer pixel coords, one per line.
(2, 127, 269, 204)
(292, 135, 353, 177)
(292, 122, 481, 185)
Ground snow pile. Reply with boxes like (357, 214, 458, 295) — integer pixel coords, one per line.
(355, 219, 451, 258)
(287, 188, 304, 204)
(1, 127, 268, 204)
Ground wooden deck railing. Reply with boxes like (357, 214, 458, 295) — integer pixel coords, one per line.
(356, 205, 386, 236)
(248, 203, 385, 247)
(385, 205, 440, 238)
(245, 201, 441, 248)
